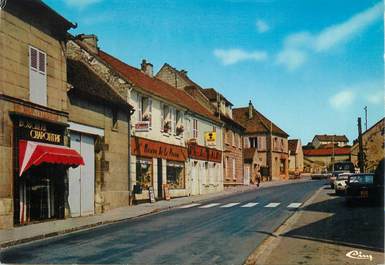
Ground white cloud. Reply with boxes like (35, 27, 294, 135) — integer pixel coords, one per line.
(256, 19, 270, 33)
(276, 2, 382, 70)
(329, 90, 355, 110)
(65, 0, 102, 9)
(214, 49, 268, 65)
(366, 90, 384, 104)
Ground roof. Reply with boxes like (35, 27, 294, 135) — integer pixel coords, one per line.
(288, 139, 299, 154)
(313, 134, 349, 142)
(67, 59, 133, 111)
(243, 148, 257, 161)
(232, 106, 289, 137)
(98, 51, 221, 124)
(201, 88, 233, 106)
(303, 147, 351, 156)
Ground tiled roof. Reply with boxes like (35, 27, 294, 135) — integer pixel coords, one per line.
(201, 88, 233, 106)
(233, 107, 289, 137)
(243, 148, 257, 161)
(314, 134, 349, 142)
(98, 51, 221, 124)
(303, 147, 351, 156)
(288, 139, 299, 154)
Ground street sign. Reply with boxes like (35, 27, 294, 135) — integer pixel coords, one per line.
(205, 131, 216, 147)
(135, 121, 150, 132)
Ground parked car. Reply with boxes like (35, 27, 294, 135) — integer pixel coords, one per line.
(345, 173, 375, 205)
(334, 173, 352, 195)
(329, 171, 344, 189)
(311, 173, 328, 180)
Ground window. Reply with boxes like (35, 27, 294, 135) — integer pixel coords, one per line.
(112, 108, 118, 129)
(280, 159, 286, 174)
(137, 94, 152, 128)
(232, 158, 236, 179)
(250, 137, 258, 148)
(167, 161, 185, 189)
(175, 110, 184, 136)
(244, 137, 250, 148)
(212, 126, 216, 132)
(161, 104, 171, 133)
(231, 131, 235, 146)
(192, 119, 198, 139)
(224, 129, 228, 144)
(136, 157, 153, 189)
(29, 46, 47, 106)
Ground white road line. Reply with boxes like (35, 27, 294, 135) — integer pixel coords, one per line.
(241, 202, 259, 208)
(265, 203, 280, 208)
(199, 203, 221, 208)
(287, 203, 302, 208)
(179, 203, 201, 209)
(220, 203, 240, 208)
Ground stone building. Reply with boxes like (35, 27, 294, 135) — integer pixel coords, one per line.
(288, 139, 304, 177)
(351, 118, 385, 172)
(0, 1, 80, 228)
(233, 101, 289, 180)
(65, 35, 134, 216)
(94, 53, 223, 199)
(311, 134, 349, 149)
(157, 65, 246, 186)
(303, 147, 351, 173)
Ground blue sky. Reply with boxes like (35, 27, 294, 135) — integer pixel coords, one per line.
(47, 0, 384, 144)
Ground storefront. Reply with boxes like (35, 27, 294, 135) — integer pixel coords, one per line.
(188, 143, 223, 195)
(11, 114, 83, 225)
(131, 136, 188, 200)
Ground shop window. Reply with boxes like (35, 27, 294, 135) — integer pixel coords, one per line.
(136, 158, 153, 189)
(167, 161, 185, 189)
(29, 46, 47, 106)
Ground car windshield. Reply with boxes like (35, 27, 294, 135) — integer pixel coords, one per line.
(349, 175, 374, 184)
(337, 175, 349, 180)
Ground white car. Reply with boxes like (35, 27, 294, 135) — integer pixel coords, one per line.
(334, 173, 352, 194)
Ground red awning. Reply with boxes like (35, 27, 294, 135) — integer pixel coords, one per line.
(19, 140, 84, 176)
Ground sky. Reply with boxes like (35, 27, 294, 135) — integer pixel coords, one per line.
(46, 0, 384, 144)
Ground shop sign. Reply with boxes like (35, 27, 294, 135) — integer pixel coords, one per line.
(14, 105, 61, 122)
(135, 121, 150, 132)
(17, 117, 64, 145)
(131, 137, 187, 162)
(188, 143, 222, 163)
(205, 131, 216, 147)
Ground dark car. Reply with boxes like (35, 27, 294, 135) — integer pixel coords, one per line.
(345, 173, 376, 205)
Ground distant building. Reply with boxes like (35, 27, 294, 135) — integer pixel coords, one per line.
(233, 101, 289, 181)
(311, 135, 349, 149)
(288, 139, 304, 176)
(351, 118, 385, 172)
(303, 147, 351, 173)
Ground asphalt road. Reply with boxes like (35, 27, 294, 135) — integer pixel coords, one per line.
(1, 180, 324, 265)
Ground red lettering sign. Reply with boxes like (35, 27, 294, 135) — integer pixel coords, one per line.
(131, 137, 187, 162)
(188, 143, 222, 163)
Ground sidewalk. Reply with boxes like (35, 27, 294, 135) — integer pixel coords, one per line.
(245, 185, 384, 265)
(0, 178, 310, 248)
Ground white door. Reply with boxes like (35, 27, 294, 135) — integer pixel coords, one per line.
(191, 162, 199, 195)
(68, 132, 95, 217)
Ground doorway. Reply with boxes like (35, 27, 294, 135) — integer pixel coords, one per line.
(157, 158, 163, 198)
(191, 161, 200, 195)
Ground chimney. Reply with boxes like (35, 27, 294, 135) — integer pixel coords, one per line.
(248, 100, 253, 119)
(141, 59, 153, 77)
(77, 34, 99, 54)
(180, 69, 188, 75)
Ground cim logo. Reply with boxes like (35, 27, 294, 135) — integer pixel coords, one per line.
(346, 250, 373, 261)
(0, 0, 7, 9)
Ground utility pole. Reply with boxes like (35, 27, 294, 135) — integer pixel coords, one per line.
(331, 135, 335, 171)
(357, 117, 365, 173)
(364, 106, 368, 131)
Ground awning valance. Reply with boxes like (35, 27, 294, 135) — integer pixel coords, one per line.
(19, 140, 84, 176)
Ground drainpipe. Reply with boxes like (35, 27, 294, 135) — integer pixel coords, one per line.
(128, 108, 135, 204)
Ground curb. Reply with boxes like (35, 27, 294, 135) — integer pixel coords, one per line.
(244, 185, 324, 265)
(0, 179, 311, 249)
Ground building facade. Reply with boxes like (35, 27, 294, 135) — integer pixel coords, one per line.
(351, 118, 385, 172)
(288, 139, 304, 177)
(303, 148, 351, 173)
(157, 65, 246, 186)
(0, 2, 81, 228)
(311, 134, 349, 149)
(233, 101, 289, 180)
(97, 53, 223, 199)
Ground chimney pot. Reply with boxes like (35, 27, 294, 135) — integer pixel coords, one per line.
(180, 69, 188, 75)
(248, 100, 253, 119)
(141, 59, 153, 77)
(77, 34, 98, 54)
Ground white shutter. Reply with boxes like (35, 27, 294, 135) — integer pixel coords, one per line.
(148, 98, 152, 128)
(29, 46, 47, 106)
(137, 94, 142, 122)
(160, 103, 164, 132)
(172, 108, 177, 134)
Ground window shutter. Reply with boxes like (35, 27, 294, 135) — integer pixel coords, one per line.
(160, 103, 164, 132)
(30, 48, 38, 70)
(148, 98, 152, 128)
(29, 46, 47, 106)
(172, 108, 177, 134)
(137, 94, 142, 122)
(38, 51, 46, 74)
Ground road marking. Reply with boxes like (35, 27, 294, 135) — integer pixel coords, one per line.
(179, 203, 201, 209)
(220, 203, 240, 208)
(199, 203, 221, 208)
(241, 202, 259, 208)
(265, 203, 280, 208)
(287, 203, 302, 208)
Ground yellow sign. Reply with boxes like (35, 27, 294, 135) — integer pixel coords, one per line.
(205, 131, 216, 146)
